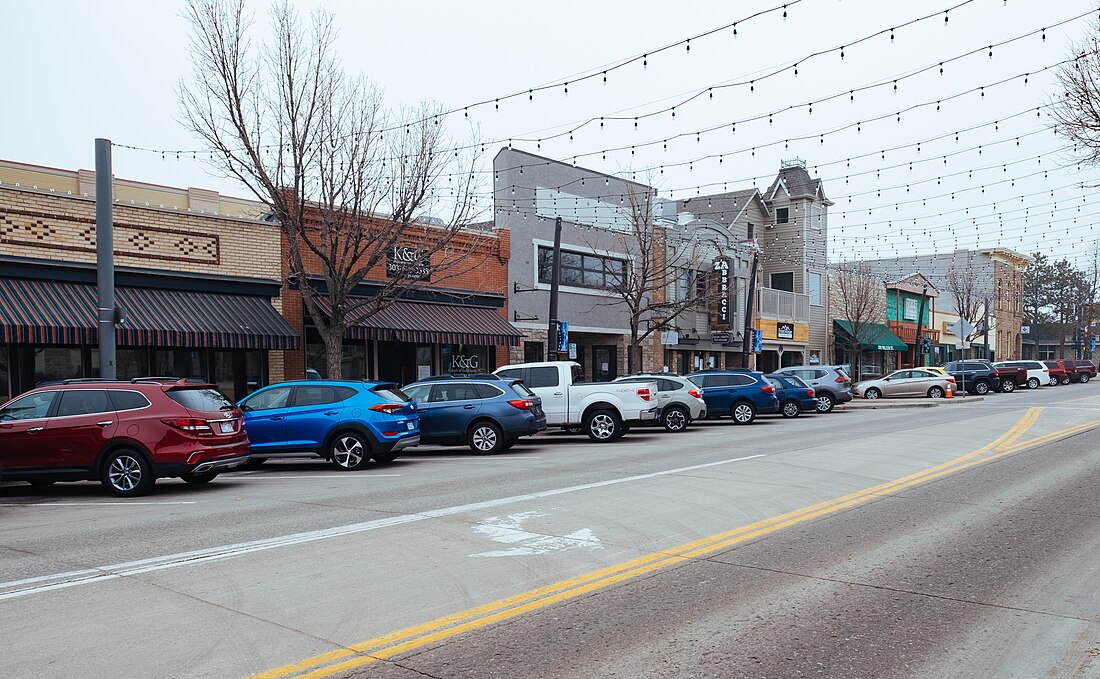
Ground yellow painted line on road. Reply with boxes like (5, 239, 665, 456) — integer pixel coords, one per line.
(251, 407, 1088, 679)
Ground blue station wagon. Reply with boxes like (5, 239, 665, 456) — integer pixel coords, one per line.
(401, 375, 547, 454)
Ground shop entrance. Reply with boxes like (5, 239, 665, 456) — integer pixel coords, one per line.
(593, 345, 617, 382)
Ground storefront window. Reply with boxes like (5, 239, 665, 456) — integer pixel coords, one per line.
(117, 349, 150, 380)
(415, 345, 433, 381)
(305, 340, 366, 380)
(153, 349, 208, 381)
(0, 345, 10, 402)
(214, 350, 265, 401)
(442, 345, 489, 376)
(34, 347, 83, 385)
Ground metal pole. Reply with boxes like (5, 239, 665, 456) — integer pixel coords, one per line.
(983, 304, 991, 360)
(913, 285, 928, 367)
(740, 248, 759, 369)
(95, 138, 116, 380)
(547, 216, 563, 361)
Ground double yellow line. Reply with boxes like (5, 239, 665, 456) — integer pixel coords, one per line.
(252, 406, 1089, 679)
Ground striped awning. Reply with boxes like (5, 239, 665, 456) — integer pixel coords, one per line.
(0, 279, 299, 350)
(314, 298, 522, 346)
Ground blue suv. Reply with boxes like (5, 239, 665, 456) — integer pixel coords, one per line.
(238, 380, 420, 470)
(401, 375, 547, 454)
(686, 370, 779, 424)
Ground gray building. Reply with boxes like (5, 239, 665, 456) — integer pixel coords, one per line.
(494, 148, 656, 380)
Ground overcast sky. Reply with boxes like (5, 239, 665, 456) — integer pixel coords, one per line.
(4, 0, 1098, 271)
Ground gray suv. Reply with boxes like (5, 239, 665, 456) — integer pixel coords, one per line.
(772, 365, 853, 413)
(614, 374, 707, 432)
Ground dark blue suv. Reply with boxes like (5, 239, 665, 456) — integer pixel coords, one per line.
(686, 370, 779, 424)
(401, 375, 547, 454)
(238, 380, 420, 470)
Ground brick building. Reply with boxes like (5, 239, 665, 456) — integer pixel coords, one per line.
(0, 159, 298, 401)
(279, 214, 519, 386)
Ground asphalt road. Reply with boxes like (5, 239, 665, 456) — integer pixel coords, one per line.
(2, 385, 1100, 678)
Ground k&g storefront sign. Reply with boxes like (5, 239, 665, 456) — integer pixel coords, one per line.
(387, 246, 431, 281)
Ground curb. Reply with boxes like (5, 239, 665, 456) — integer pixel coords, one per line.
(843, 396, 985, 409)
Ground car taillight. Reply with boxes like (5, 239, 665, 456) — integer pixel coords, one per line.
(948, 377, 956, 383)
(760, 384, 775, 394)
(992, 369, 999, 375)
(806, 388, 815, 397)
(161, 417, 212, 433)
(507, 399, 536, 410)
(687, 388, 703, 399)
(369, 403, 406, 414)
(835, 375, 850, 383)
(637, 387, 652, 402)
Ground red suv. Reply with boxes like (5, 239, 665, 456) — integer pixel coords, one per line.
(1069, 359, 1097, 383)
(0, 378, 250, 497)
(1044, 360, 1072, 386)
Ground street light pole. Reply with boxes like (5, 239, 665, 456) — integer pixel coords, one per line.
(547, 216, 563, 361)
(95, 138, 117, 380)
(740, 243, 760, 369)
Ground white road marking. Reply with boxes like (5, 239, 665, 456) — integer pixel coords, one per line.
(229, 475, 403, 479)
(472, 510, 601, 557)
(0, 502, 197, 507)
(408, 457, 542, 461)
(0, 454, 765, 601)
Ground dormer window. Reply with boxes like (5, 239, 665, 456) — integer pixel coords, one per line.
(775, 207, 790, 224)
(746, 222, 755, 240)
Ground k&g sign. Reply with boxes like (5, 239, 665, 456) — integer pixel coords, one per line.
(387, 246, 431, 281)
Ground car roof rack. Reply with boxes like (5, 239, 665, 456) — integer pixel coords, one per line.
(413, 373, 505, 383)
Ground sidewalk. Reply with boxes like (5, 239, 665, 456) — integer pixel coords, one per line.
(842, 395, 985, 410)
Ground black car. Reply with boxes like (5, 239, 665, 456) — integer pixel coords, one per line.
(942, 360, 1001, 395)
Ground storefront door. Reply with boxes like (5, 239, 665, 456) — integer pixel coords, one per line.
(593, 345, 617, 382)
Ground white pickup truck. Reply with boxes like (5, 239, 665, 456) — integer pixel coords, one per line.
(494, 361, 659, 442)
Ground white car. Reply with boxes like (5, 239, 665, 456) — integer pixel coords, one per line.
(613, 373, 707, 432)
(993, 360, 1048, 390)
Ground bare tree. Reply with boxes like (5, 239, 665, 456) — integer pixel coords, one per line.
(584, 186, 706, 373)
(829, 263, 886, 380)
(1051, 18, 1100, 167)
(945, 256, 991, 357)
(180, 0, 484, 378)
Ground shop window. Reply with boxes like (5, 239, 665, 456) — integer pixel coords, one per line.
(0, 345, 9, 403)
(304, 341, 364, 381)
(116, 349, 150, 380)
(153, 349, 208, 381)
(214, 350, 264, 402)
(34, 347, 84, 385)
(524, 342, 544, 363)
(443, 345, 489, 376)
(537, 246, 627, 291)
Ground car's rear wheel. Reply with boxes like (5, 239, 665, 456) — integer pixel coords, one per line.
(864, 388, 882, 400)
(330, 432, 370, 471)
(1081, 373, 1091, 384)
(731, 402, 756, 424)
(181, 470, 219, 485)
(1001, 379, 1016, 393)
(661, 406, 690, 431)
(974, 381, 990, 395)
(585, 409, 622, 442)
(1050, 376, 1060, 386)
(1027, 377, 1040, 389)
(1061, 375, 1072, 385)
(468, 421, 505, 454)
(102, 449, 155, 497)
(815, 393, 835, 413)
(928, 386, 945, 399)
(781, 400, 801, 418)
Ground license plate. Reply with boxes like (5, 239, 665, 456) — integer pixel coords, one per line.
(406, 421, 414, 430)
(220, 422, 235, 434)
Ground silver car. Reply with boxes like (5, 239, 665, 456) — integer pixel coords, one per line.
(854, 368, 955, 400)
(613, 374, 707, 431)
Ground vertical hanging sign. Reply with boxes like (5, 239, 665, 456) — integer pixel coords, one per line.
(713, 257, 732, 329)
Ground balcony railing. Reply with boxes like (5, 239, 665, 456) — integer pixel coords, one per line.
(758, 288, 809, 323)
(888, 320, 940, 344)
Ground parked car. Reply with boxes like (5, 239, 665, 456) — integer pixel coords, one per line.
(1068, 359, 1097, 383)
(238, 380, 419, 470)
(613, 373, 707, 431)
(854, 369, 955, 400)
(401, 375, 546, 453)
(764, 373, 818, 417)
(993, 360, 1048, 390)
(1044, 360, 1072, 386)
(494, 361, 658, 442)
(0, 378, 250, 497)
(990, 363, 1027, 393)
(771, 365, 852, 413)
(942, 360, 1001, 395)
(685, 370, 779, 424)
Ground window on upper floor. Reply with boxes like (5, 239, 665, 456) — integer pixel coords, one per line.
(537, 246, 626, 291)
(808, 272, 822, 306)
(770, 272, 794, 292)
(746, 223, 755, 240)
(775, 207, 790, 224)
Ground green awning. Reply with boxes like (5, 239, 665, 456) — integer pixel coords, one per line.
(833, 320, 907, 351)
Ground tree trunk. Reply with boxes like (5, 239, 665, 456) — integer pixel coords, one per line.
(320, 324, 344, 380)
(628, 327, 640, 374)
